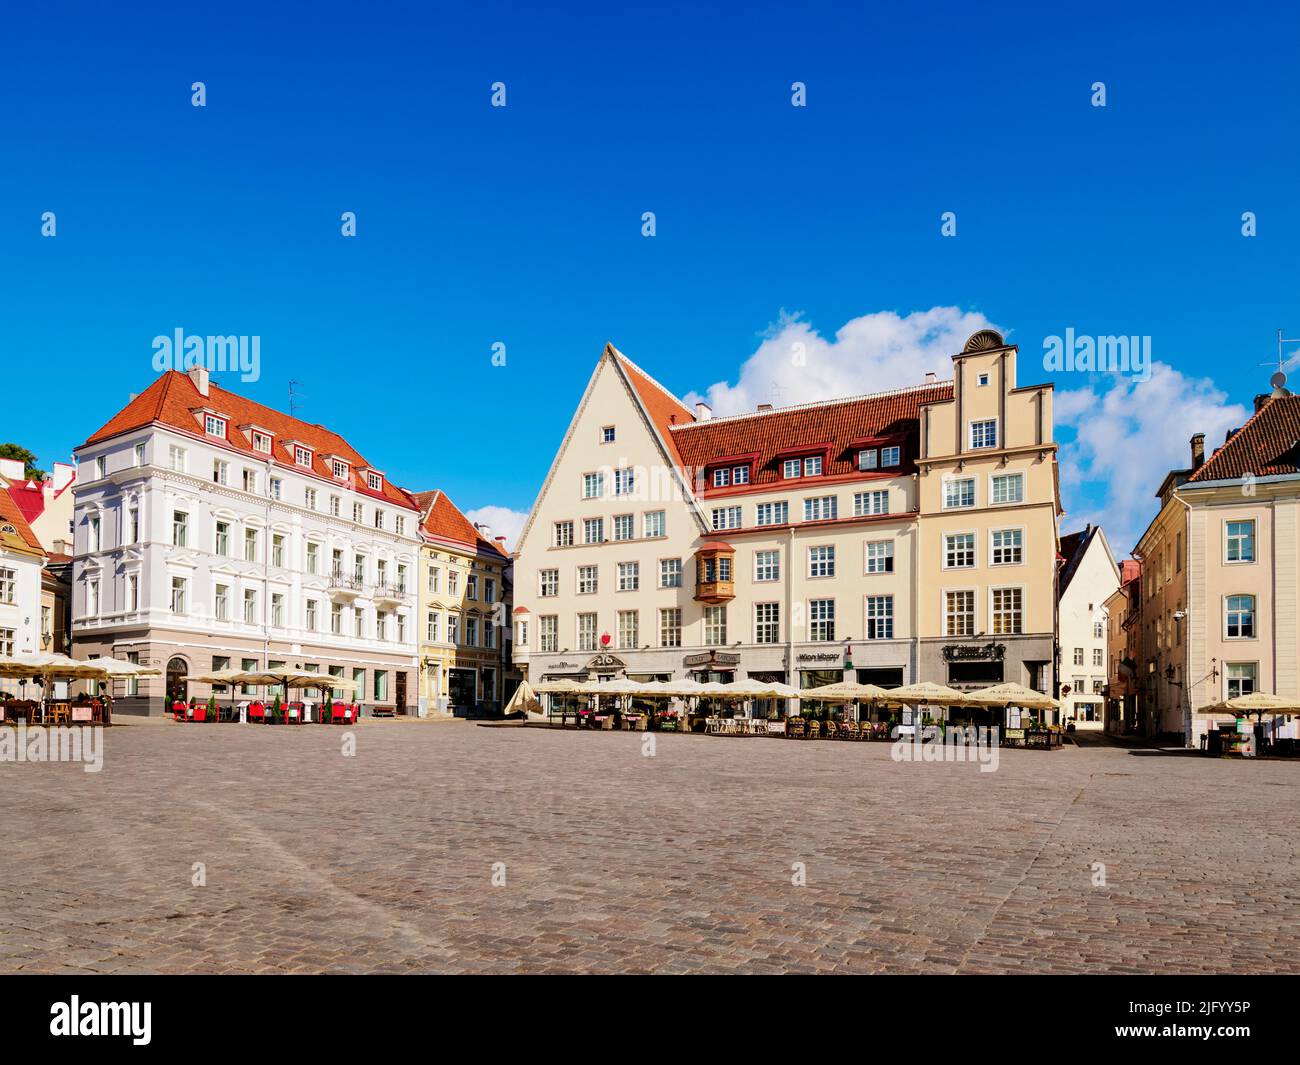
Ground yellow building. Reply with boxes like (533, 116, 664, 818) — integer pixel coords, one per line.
(413, 490, 511, 716)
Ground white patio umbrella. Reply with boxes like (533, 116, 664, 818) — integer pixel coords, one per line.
(504, 680, 545, 721)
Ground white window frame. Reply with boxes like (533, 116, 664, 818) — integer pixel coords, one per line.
(942, 477, 976, 510)
(942, 531, 976, 570)
(989, 471, 1025, 505)
(989, 526, 1025, 567)
(968, 418, 998, 449)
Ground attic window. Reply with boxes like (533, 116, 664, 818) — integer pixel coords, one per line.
(204, 414, 227, 437)
(294, 446, 313, 468)
(252, 432, 272, 454)
(367, 471, 382, 491)
(332, 459, 349, 480)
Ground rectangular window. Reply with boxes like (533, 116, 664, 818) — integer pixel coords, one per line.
(804, 456, 823, 476)
(602, 426, 616, 443)
(554, 521, 574, 547)
(214, 584, 229, 621)
(613, 468, 635, 496)
(539, 569, 559, 597)
(271, 534, 285, 567)
(754, 549, 780, 582)
(465, 616, 478, 646)
(87, 515, 101, 552)
(353, 502, 364, 524)
(991, 588, 1023, 635)
(782, 458, 801, 479)
(466, 574, 478, 600)
(970, 419, 998, 449)
(659, 608, 682, 648)
(171, 576, 187, 614)
(755, 501, 789, 526)
(945, 590, 974, 637)
(991, 528, 1023, 566)
(583, 518, 604, 544)
(804, 495, 837, 521)
(294, 445, 312, 467)
(172, 510, 188, 547)
(204, 414, 226, 437)
(367, 471, 382, 492)
(425, 609, 439, 642)
(134, 442, 147, 466)
(244, 528, 258, 562)
(242, 588, 257, 624)
(539, 615, 558, 652)
(808, 545, 835, 578)
(427, 567, 440, 593)
(213, 459, 229, 485)
(643, 510, 665, 538)
(712, 467, 730, 487)
(447, 571, 459, 596)
(243, 469, 258, 494)
(991, 473, 1024, 504)
(857, 449, 878, 470)
(214, 521, 230, 556)
(332, 459, 348, 480)
(577, 565, 598, 594)
(1226, 662, 1257, 699)
(577, 613, 598, 652)
(126, 574, 138, 611)
(87, 579, 100, 615)
(305, 488, 317, 511)
(332, 603, 343, 634)
(1073, 647, 1084, 666)
(617, 562, 639, 591)
(853, 490, 889, 516)
(169, 445, 187, 472)
(128, 507, 139, 544)
(618, 609, 639, 649)
(944, 532, 975, 569)
(613, 514, 634, 541)
(329, 495, 341, 517)
(1226, 520, 1255, 562)
(944, 478, 975, 509)
(252, 431, 271, 454)
(1092, 648, 1104, 667)
(704, 605, 727, 645)
(583, 472, 604, 499)
(808, 599, 835, 641)
(711, 506, 742, 530)
(660, 558, 682, 588)
(865, 540, 894, 573)
(1226, 594, 1255, 638)
(880, 446, 900, 467)
(754, 603, 780, 644)
(732, 465, 750, 485)
(865, 595, 893, 640)
(304, 598, 316, 630)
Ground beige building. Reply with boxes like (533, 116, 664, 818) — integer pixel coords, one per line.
(511, 330, 1060, 701)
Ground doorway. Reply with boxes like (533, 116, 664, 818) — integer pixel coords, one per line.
(395, 671, 408, 712)
(166, 656, 188, 704)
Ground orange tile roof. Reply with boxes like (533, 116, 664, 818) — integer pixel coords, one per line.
(0, 484, 44, 554)
(82, 371, 418, 511)
(613, 351, 696, 461)
(1188, 395, 1300, 483)
(670, 383, 954, 488)
(413, 489, 508, 559)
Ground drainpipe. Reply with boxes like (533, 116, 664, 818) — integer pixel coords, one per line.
(1172, 489, 1194, 746)
(786, 526, 795, 710)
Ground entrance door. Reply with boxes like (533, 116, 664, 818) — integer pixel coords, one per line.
(395, 671, 407, 712)
(166, 656, 188, 704)
(448, 669, 477, 716)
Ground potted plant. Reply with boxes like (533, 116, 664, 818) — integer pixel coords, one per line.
(271, 693, 283, 724)
(208, 694, 218, 722)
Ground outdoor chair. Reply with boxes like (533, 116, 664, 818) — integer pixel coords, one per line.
(248, 701, 266, 723)
(600, 715, 615, 730)
(284, 702, 304, 725)
(172, 700, 188, 721)
(787, 718, 806, 739)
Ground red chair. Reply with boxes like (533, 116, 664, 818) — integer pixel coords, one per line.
(191, 706, 207, 723)
(284, 701, 304, 726)
(248, 701, 266, 723)
(172, 700, 188, 721)
(331, 703, 355, 724)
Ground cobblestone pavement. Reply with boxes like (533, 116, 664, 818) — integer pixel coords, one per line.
(1, 720, 1297, 974)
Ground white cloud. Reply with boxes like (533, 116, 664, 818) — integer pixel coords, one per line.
(1054, 361, 1249, 554)
(464, 505, 528, 553)
(685, 306, 1001, 416)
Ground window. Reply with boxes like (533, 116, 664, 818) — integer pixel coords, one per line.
(613, 514, 634, 541)
(865, 595, 893, 640)
(213, 459, 229, 485)
(712, 467, 730, 487)
(171, 576, 188, 614)
(853, 490, 888, 516)
(857, 449, 878, 470)
(539, 615, 558, 652)
(273, 594, 285, 627)
(427, 567, 441, 594)
(991, 528, 1023, 566)
(242, 589, 258, 623)
(1093, 620, 1105, 640)
(944, 533, 975, 569)
(991, 473, 1024, 504)
(577, 565, 598, 594)
(376, 611, 389, 641)
(614, 468, 635, 496)
(466, 574, 478, 600)
(329, 495, 341, 517)
(602, 426, 616, 443)
(331, 459, 348, 480)
(755, 603, 780, 644)
(215, 521, 230, 556)
(756, 501, 788, 526)
(426, 611, 439, 642)
(808, 545, 835, 578)
(970, 419, 998, 449)
(865, 540, 894, 573)
(252, 431, 271, 454)
(447, 570, 459, 596)
(809, 599, 835, 641)
(583, 472, 604, 499)
(303, 598, 317, 630)
(804, 456, 823, 476)
(782, 458, 801, 479)
(539, 569, 559, 597)
(1226, 520, 1255, 563)
(395, 514, 405, 535)
(172, 510, 188, 547)
(169, 445, 187, 472)
(88, 514, 101, 552)
(583, 517, 604, 544)
(991, 588, 1023, 635)
(880, 446, 901, 467)
(128, 507, 139, 543)
(0, 628, 12, 656)
(945, 590, 974, 637)
(944, 478, 975, 509)
(244, 528, 258, 562)
(977, 372, 990, 386)
(1073, 647, 1084, 666)
(87, 579, 100, 615)
(754, 549, 780, 582)
(1092, 648, 1104, 667)
(700, 554, 731, 583)
(445, 613, 458, 643)
(618, 610, 639, 649)
(374, 670, 389, 701)
(126, 574, 138, 611)
(134, 442, 147, 466)
(660, 558, 683, 588)
(705, 606, 727, 645)
(659, 608, 682, 648)
(272, 534, 285, 568)
(242, 469, 258, 494)
(643, 510, 665, 538)
(305, 488, 317, 511)
(804, 495, 837, 521)
(374, 509, 385, 530)
(732, 466, 750, 485)
(465, 617, 478, 646)
(367, 472, 382, 492)
(712, 506, 742, 530)
(577, 613, 598, 652)
(1226, 662, 1257, 699)
(354, 607, 365, 638)
(204, 414, 226, 437)
(332, 603, 343, 634)
(353, 502, 364, 524)
(617, 562, 639, 591)
(1226, 594, 1255, 638)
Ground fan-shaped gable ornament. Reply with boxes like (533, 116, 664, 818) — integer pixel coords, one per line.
(962, 329, 1005, 353)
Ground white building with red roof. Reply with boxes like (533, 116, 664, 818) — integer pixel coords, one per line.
(0, 476, 47, 661)
(72, 366, 421, 715)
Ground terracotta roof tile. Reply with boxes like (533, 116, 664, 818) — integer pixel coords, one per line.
(1188, 395, 1300, 483)
(0, 484, 44, 554)
(414, 489, 508, 559)
(614, 352, 696, 462)
(82, 371, 418, 511)
(669, 383, 954, 487)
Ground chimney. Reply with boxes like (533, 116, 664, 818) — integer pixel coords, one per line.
(494, 535, 507, 546)
(695, 401, 712, 421)
(187, 365, 210, 397)
(757, 403, 773, 413)
(1190, 432, 1205, 470)
(924, 371, 937, 385)
(474, 522, 492, 541)
(52, 462, 75, 492)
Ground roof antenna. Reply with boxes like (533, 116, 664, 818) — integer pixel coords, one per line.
(1263, 329, 1300, 391)
(289, 380, 304, 419)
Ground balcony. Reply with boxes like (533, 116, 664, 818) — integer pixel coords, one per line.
(694, 544, 736, 603)
(328, 569, 365, 599)
(372, 581, 410, 607)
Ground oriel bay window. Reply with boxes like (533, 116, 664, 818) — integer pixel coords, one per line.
(694, 544, 735, 602)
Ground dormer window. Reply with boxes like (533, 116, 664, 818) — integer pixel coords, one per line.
(712, 468, 730, 487)
(881, 446, 900, 466)
(804, 456, 822, 477)
(252, 431, 272, 454)
(332, 459, 349, 481)
(782, 459, 801, 479)
(294, 446, 313, 468)
(858, 449, 878, 470)
(367, 471, 382, 492)
(204, 414, 227, 437)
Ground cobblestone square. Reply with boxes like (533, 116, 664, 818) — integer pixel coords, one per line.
(1, 721, 1296, 974)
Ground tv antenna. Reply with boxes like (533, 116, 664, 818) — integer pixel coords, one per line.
(289, 380, 304, 419)
(1262, 329, 1300, 390)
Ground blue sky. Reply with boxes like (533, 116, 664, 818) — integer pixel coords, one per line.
(2, 1, 1296, 550)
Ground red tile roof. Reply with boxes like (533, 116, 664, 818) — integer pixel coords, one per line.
(82, 371, 417, 511)
(5, 479, 46, 525)
(1188, 395, 1300, 483)
(613, 351, 696, 461)
(413, 489, 508, 559)
(1119, 559, 1141, 586)
(669, 383, 954, 488)
(0, 484, 44, 554)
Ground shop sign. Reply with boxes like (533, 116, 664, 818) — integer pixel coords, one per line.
(683, 650, 741, 668)
(585, 653, 626, 673)
(942, 642, 1006, 662)
(1006, 728, 1025, 740)
(796, 651, 843, 664)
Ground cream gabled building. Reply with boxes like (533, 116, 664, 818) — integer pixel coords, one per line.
(511, 331, 1060, 700)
